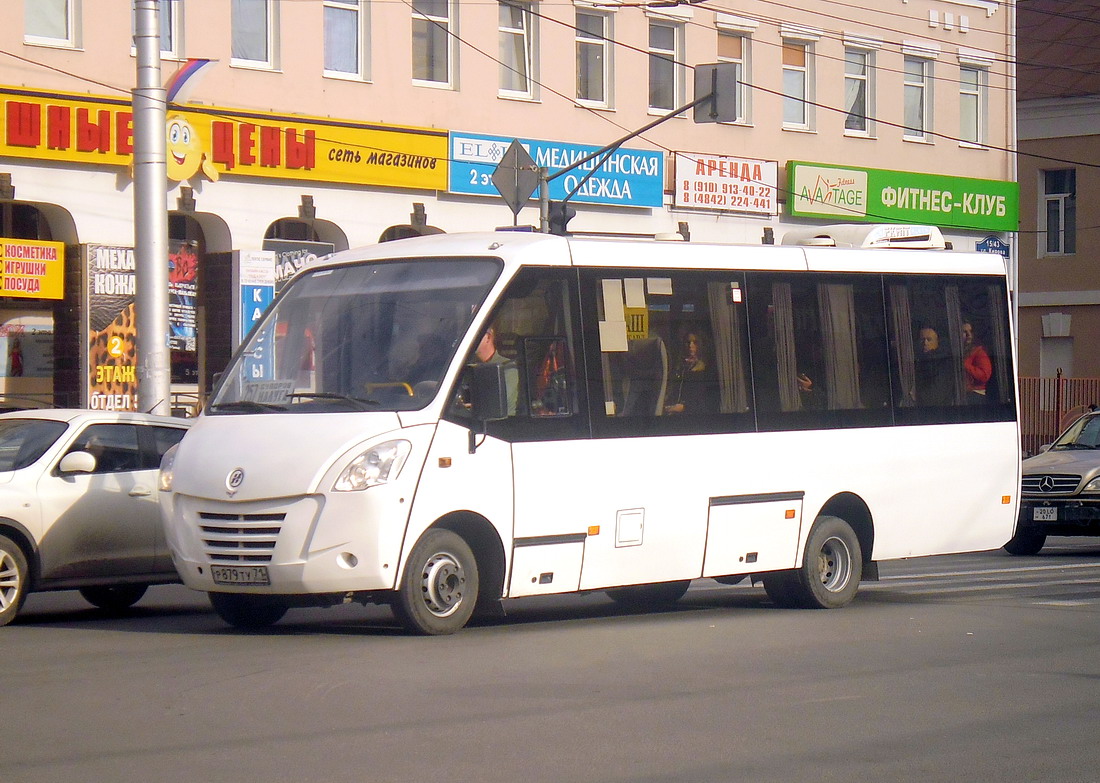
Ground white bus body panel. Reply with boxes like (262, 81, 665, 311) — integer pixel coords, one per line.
(163, 412, 433, 594)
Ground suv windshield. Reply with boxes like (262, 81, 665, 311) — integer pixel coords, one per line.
(1052, 413, 1100, 450)
(0, 418, 68, 471)
(209, 257, 502, 414)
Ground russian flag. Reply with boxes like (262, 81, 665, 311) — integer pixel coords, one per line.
(165, 58, 215, 104)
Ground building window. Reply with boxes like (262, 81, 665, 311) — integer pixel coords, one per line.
(499, 1, 535, 98)
(959, 65, 986, 145)
(844, 48, 873, 134)
(716, 30, 749, 123)
(903, 56, 933, 141)
(576, 10, 611, 106)
(1042, 169, 1076, 256)
(649, 19, 683, 112)
(412, 0, 453, 86)
(232, 0, 278, 68)
(25, 0, 80, 48)
(782, 41, 813, 129)
(324, 0, 367, 78)
(130, 0, 181, 59)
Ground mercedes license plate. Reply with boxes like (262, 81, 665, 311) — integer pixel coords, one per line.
(212, 565, 270, 586)
(1033, 507, 1058, 522)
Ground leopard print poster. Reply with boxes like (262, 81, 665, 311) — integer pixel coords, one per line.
(85, 245, 138, 411)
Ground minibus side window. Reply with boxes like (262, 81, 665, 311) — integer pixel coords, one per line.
(746, 272, 891, 431)
(888, 274, 1015, 425)
(584, 270, 753, 437)
(446, 269, 586, 441)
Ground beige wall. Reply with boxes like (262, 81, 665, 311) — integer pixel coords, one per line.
(2, 0, 1015, 186)
(1017, 105, 1100, 378)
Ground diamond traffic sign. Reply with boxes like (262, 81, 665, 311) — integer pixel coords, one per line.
(491, 139, 540, 217)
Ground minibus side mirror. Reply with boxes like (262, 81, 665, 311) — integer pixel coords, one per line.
(468, 362, 510, 422)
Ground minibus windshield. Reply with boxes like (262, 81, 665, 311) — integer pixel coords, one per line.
(208, 257, 502, 414)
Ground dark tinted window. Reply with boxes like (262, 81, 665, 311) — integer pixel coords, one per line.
(746, 273, 891, 430)
(146, 425, 187, 469)
(448, 268, 586, 442)
(886, 275, 1015, 425)
(68, 424, 142, 474)
(582, 269, 754, 437)
(0, 419, 68, 471)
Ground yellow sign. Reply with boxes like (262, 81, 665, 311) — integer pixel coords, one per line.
(0, 85, 449, 189)
(624, 307, 649, 341)
(0, 239, 64, 299)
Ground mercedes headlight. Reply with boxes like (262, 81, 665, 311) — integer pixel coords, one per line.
(1082, 477, 1100, 493)
(334, 440, 411, 492)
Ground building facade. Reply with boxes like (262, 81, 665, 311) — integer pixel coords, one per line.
(0, 0, 1018, 409)
(1015, 1, 1100, 380)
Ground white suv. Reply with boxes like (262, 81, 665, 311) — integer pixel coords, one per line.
(0, 409, 189, 626)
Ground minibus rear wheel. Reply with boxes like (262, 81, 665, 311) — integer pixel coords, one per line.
(762, 515, 861, 609)
(209, 592, 289, 629)
(393, 528, 480, 635)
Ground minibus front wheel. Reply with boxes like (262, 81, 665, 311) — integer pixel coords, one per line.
(209, 592, 289, 629)
(393, 528, 480, 635)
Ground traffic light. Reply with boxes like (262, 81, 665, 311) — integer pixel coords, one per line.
(548, 201, 576, 236)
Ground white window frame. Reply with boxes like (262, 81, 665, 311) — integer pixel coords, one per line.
(1040, 169, 1076, 257)
(902, 45, 937, 142)
(412, 0, 456, 88)
(647, 17, 685, 114)
(499, 1, 537, 100)
(231, 0, 279, 70)
(842, 36, 879, 137)
(957, 50, 991, 147)
(958, 66, 985, 145)
(576, 9, 613, 108)
(324, 0, 370, 81)
(780, 44, 811, 129)
(24, 0, 81, 49)
(130, 0, 182, 60)
(715, 32, 749, 124)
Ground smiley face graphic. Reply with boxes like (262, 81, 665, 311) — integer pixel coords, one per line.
(166, 115, 219, 183)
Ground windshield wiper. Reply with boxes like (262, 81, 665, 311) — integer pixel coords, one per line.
(208, 400, 287, 413)
(288, 392, 380, 411)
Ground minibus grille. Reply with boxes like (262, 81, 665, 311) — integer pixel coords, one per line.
(197, 511, 285, 563)
(1021, 474, 1081, 495)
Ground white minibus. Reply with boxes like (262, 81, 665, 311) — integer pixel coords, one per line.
(159, 229, 1020, 634)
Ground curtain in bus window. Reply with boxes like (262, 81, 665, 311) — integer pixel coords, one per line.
(771, 282, 801, 412)
(706, 282, 749, 413)
(888, 284, 916, 407)
(817, 283, 861, 410)
(986, 284, 1011, 404)
(943, 286, 968, 404)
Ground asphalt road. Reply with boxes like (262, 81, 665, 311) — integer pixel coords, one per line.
(5, 540, 1100, 783)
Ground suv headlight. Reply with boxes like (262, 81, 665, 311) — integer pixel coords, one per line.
(1083, 477, 1100, 493)
(158, 443, 179, 492)
(334, 440, 411, 492)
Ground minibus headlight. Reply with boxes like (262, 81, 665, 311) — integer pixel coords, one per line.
(334, 440, 411, 492)
(159, 443, 179, 492)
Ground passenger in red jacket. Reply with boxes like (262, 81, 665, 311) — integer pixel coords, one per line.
(962, 320, 993, 403)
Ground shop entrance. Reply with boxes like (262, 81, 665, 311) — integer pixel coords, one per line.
(0, 200, 76, 410)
